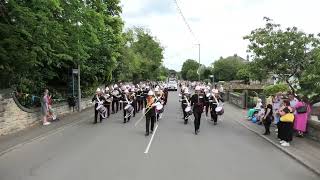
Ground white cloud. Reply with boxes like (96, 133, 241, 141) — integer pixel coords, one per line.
(121, 0, 320, 71)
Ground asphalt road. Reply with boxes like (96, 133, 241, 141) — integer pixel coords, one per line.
(0, 91, 318, 180)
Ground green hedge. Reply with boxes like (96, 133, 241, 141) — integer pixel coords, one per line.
(263, 84, 289, 96)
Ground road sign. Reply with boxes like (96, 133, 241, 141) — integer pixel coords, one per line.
(72, 69, 79, 74)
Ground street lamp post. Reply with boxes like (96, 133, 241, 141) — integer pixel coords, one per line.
(196, 43, 200, 81)
(76, 21, 82, 112)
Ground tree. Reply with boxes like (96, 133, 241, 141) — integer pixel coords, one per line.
(244, 17, 320, 93)
(236, 64, 251, 84)
(299, 48, 320, 103)
(201, 67, 213, 81)
(181, 59, 199, 80)
(113, 27, 165, 82)
(212, 55, 246, 81)
(0, 0, 124, 96)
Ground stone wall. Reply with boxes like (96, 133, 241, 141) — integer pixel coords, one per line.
(0, 90, 93, 136)
(308, 118, 320, 142)
(228, 92, 246, 109)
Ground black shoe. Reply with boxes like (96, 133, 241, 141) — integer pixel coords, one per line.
(93, 122, 97, 124)
(145, 132, 149, 136)
(195, 131, 198, 135)
(184, 121, 188, 124)
(214, 122, 217, 125)
(123, 121, 126, 123)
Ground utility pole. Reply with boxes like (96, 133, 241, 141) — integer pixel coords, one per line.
(76, 21, 82, 112)
(77, 64, 81, 111)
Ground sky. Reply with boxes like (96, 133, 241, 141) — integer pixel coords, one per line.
(121, 0, 320, 71)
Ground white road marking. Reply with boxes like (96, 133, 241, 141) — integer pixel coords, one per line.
(144, 123, 159, 154)
(134, 112, 145, 127)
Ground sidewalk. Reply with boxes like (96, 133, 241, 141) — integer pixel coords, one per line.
(0, 108, 93, 155)
(225, 103, 320, 176)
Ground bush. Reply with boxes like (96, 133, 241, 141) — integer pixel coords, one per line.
(263, 84, 289, 96)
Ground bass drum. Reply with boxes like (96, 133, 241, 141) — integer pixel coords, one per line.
(215, 106, 224, 115)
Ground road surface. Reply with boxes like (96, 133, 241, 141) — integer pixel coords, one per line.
(0, 91, 318, 180)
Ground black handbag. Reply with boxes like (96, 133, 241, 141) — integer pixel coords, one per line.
(296, 104, 307, 114)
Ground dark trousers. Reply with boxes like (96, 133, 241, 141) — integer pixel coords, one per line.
(119, 101, 122, 110)
(210, 110, 218, 122)
(182, 105, 188, 122)
(112, 100, 119, 113)
(278, 121, 293, 142)
(137, 100, 143, 112)
(94, 106, 103, 123)
(205, 103, 209, 116)
(194, 111, 202, 132)
(263, 117, 272, 134)
(105, 104, 110, 117)
(123, 109, 131, 123)
(146, 115, 155, 133)
(132, 100, 137, 117)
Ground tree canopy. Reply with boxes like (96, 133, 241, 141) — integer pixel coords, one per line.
(212, 55, 247, 82)
(1, 0, 123, 94)
(0, 1, 168, 97)
(244, 17, 320, 93)
(181, 59, 199, 81)
(113, 27, 165, 83)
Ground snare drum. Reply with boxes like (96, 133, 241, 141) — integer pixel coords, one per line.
(96, 104, 107, 118)
(215, 106, 224, 115)
(156, 103, 164, 114)
(124, 104, 134, 114)
(185, 106, 193, 116)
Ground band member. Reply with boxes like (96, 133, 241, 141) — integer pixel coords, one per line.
(209, 89, 224, 125)
(154, 87, 164, 121)
(92, 88, 106, 124)
(112, 84, 120, 114)
(190, 86, 207, 135)
(142, 86, 149, 108)
(204, 88, 210, 116)
(136, 86, 143, 112)
(181, 88, 191, 124)
(130, 87, 137, 117)
(121, 89, 133, 123)
(145, 90, 156, 136)
(163, 85, 168, 106)
(104, 87, 112, 118)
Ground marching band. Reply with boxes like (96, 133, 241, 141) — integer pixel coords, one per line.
(91, 81, 224, 136)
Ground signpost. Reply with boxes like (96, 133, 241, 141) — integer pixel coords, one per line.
(72, 67, 81, 112)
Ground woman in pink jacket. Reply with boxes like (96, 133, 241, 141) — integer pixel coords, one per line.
(294, 97, 311, 137)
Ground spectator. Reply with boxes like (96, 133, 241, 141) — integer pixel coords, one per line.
(294, 96, 311, 137)
(289, 94, 299, 111)
(278, 100, 294, 147)
(48, 93, 59, 121)
(262, 104, 273, 135)
(273, 93, 282, 132)
(256, 104, 265, 124)
(247, 98, 262, 119)
(41, 89, 50, 126)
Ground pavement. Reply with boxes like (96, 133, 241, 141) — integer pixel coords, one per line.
(0, 91, 319, 180)
(226, 104, 320, 176)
